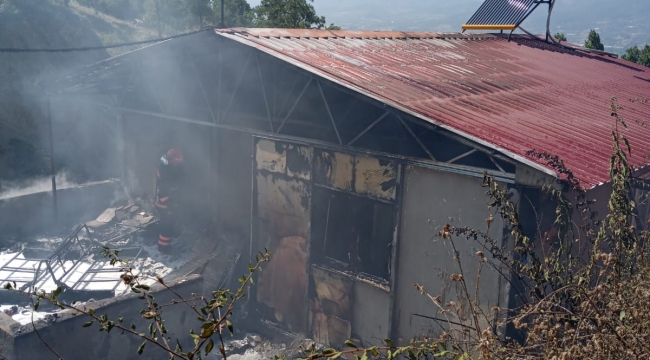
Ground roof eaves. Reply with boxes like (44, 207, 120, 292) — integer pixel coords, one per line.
(215, 29, 558, 180)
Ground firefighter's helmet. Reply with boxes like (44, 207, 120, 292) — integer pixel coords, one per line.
(166, 148, 184, 165)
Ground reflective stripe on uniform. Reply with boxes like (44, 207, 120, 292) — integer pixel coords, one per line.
(155, 202, 168, 209)
(158, 234, 171, 246)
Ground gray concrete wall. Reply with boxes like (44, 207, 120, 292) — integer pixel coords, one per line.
(394, 165, 506, 344)
(0, 180, 120, 243)
(0, 275, 203, 360)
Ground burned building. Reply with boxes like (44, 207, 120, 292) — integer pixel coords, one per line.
(42, 28, 650, 347)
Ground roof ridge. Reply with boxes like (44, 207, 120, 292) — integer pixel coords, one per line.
(215, 28, 502, 41)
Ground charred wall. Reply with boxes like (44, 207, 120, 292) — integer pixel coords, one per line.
(253, 138, 313, 333)
(251, 137, 399, 345)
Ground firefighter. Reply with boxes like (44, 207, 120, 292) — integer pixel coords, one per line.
(154, 148, 184, 255)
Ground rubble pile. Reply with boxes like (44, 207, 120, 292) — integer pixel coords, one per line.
(219, 334, 320, 360)
(0, 199, 207, 325)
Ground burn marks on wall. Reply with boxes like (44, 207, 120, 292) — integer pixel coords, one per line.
(314, 149, 397, 201)
(310, 265, 391, 347)
(253, 137, 399, 339)
(310, 266, 354, 346)
(254, 138, 313, 333)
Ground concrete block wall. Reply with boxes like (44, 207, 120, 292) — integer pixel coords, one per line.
(0, 180, 120, 243)
(0, 274, 203, 360)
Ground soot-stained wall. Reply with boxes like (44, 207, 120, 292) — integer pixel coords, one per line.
(252, 137, 400, 343)
(253, 138, 313, 333)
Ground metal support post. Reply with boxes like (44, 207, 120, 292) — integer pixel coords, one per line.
(47, 97, 58, 221)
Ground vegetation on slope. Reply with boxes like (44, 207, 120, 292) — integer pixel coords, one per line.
(0, 0, 155, 184)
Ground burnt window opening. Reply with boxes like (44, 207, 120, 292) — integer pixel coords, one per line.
(311, 186, 394, 280)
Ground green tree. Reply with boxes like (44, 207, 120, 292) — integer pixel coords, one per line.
(553, 32, 567, 41)
(76, 0, 147, 20)
(622, 44, 650, 68)
(584, 29, 604, 51)
(211, 0, 253, 27)
(251, 0, 336, 29)
(142, 0, 210, 35)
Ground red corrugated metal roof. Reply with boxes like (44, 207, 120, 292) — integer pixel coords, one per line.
(216, 28, 650, 188)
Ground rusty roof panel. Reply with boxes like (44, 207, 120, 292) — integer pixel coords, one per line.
(216, 28, 650, 188)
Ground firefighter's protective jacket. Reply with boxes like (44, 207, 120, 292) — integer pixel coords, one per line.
(154, 155, 182, 212)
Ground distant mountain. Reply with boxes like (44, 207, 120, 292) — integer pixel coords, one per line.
(250, 0, 650, 54)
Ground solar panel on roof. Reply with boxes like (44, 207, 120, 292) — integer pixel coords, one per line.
(462, 0, 538, 31)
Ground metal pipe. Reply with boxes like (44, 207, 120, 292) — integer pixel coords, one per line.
(47, 97, 58, 221)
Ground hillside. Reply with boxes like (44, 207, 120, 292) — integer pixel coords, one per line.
(0, 0, 156, 185)
(285, 0, 650, 54)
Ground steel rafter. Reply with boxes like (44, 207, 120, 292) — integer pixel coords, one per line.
(71, 98, 516, 182)
(489, 155, 506, 172)
(317, 81, 343, 145)
(119, 68, 135, 108)
(447, 149, 478, 164)
(222, 52, 253, 124)
(276, 78, 312, 134)
(336, 98, 357, 126)
(256, 54, 275, 132)
(167, 61, 181, 113)
(190, 52, 217, 124)
(275, 71, 302, 119)
(348, 111, 390, 146)
(139, 63, 165, 113)
(261, 51, 517, 169)
(397, 115, 436, 161)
